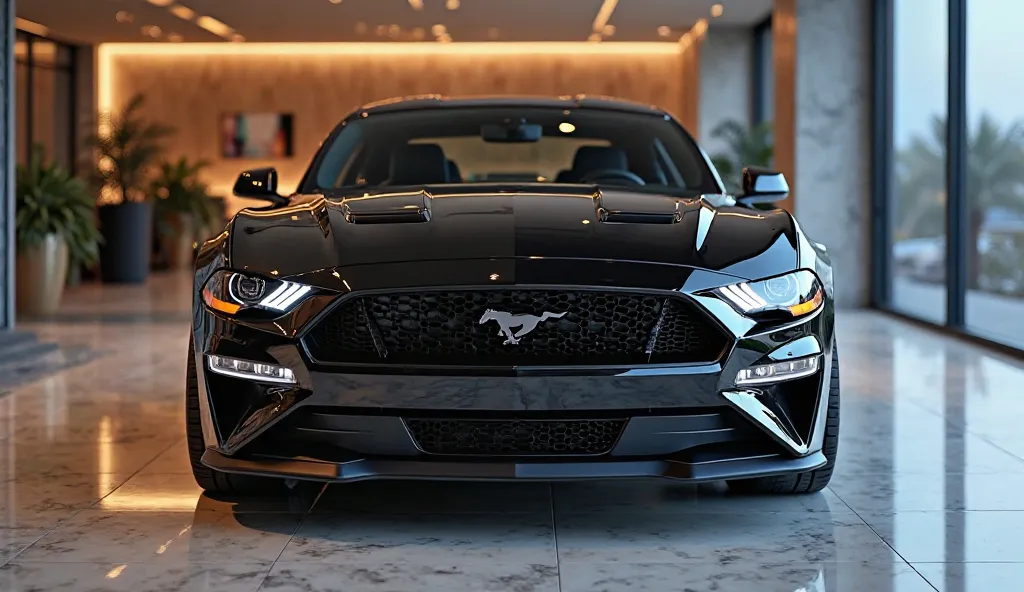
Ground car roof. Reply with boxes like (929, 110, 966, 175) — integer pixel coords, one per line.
(355, 94, 668, 117)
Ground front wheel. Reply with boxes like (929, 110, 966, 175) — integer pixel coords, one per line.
(185, 336, 283, 496)
(727, 342, 840, 495)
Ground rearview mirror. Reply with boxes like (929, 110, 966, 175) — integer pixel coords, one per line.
(233, 168, 288, 206)
(481, 119, 542, 143)
(738, 166, 789, 205)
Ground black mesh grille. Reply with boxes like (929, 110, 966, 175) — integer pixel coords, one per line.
(304, 290, 727, 366)
(405, 418, 626, 456)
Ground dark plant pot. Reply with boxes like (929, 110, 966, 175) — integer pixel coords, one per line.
(99, 201, 154, 284)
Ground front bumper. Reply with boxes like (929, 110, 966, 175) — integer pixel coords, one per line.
(191, 285, 834, 483)
(202, 447, 828, 483)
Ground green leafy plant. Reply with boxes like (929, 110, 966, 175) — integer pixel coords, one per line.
(16, 144, 103, 267)
(709, 120, 774, 194)
(152, 157, 217, 239)
(895, 113, 1024, 288)
(89, 93, 174, 205)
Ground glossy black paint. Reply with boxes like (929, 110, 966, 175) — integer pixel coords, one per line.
(232, 167, 287, 205)
(226, 186, 800, 283)
(189, 96, 836, 484)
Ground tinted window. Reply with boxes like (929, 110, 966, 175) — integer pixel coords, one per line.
(310, 107, 716, 195)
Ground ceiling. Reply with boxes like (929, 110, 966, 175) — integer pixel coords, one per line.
(17, 0, 773, 44)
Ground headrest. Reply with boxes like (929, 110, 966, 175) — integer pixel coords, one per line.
(446, 159, 463, 182)
(572, 146, 629, 174)
(389, 144, 450, 185)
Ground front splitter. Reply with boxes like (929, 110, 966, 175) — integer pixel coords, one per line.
(202, 449, 826, 484)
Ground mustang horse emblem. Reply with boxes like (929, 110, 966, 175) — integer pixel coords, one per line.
(478, 309, 567, 345)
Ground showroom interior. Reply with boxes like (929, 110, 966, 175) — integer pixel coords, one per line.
(0, 0, 1022, 590)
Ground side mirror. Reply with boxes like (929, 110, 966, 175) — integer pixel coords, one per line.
(738, 166, 789, 205)
(233, 168, 288, 206)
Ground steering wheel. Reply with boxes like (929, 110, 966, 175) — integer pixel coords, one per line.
(578, 169, 646, 186)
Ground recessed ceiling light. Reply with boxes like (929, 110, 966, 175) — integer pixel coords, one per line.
(196, 15, 233, 38)
(169, 4, 195, 20)
(711, 3, 724, 17)
(446, 0, 460, 9)
(431, 24, 446, 36)
(167, 33, 184, 42)
(14, 17, 49, 36)
(115, 11, 134, 24)
(657, 25, 671, 37)
(408, 0, 423, 9)
(141, 25, 162, 38)
(559, 122, 576, 133)
(145, 0, 174, 6)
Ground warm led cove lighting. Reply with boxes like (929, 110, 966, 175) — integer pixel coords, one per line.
(98, 42, 681, 117)
(736, 356, 820, 386)
(15, 17, 49, 36)
(207, 355, 296, 384)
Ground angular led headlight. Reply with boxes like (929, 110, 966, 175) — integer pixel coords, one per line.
(714, 270, 824, 319)
(736, 355, 819, 386)
(202, 270, 313, 316)
(207, 354, 296, 384)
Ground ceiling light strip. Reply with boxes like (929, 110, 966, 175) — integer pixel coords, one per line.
(591, 0, 619, 39)
(169, 4, 196, 21)
(15, 17, 49, 36)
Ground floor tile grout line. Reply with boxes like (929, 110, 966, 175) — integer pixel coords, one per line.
(549, 482, 562, 592)
(824, 486, 940, 592)
(254, 482, 328, 591)
(0, 436, 187, 570)
(899, 388, 1024, 467)
(83, 437, 186, 512)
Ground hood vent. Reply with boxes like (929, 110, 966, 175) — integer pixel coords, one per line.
(342, 191, 431, 224)
(595, 191, 683, 224)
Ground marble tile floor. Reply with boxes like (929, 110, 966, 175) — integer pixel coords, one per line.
(0, 273, 1022, 590)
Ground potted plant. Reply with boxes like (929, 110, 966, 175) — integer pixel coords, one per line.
(89, 93, 174, 283)
(152, 157, 217, 269)
(15, 145, 103, 315)
(709, 119, 774, 194)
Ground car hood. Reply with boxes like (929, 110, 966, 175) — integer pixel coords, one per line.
(227, 185, 799, 282)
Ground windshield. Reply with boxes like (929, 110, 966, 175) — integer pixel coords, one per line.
(307, 107, 719, 195)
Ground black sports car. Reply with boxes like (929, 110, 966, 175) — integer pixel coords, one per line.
(188, 95, 838, 496)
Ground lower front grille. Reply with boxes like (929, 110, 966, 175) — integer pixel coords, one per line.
(404, 418, 627, 456)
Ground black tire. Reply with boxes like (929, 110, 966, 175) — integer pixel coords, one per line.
(727, 343, 840, 495)
(186, 336, 282, 495)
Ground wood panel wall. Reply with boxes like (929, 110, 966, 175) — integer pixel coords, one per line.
(107, 47, 684, 212)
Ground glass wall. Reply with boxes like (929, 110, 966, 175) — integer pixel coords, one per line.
(752, 18, 774, 125)
(15, 31, 77, 171)
(964, 1, 1024, 349)
(888, 0, 947, 324)
(881, 0, 1024, 352)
